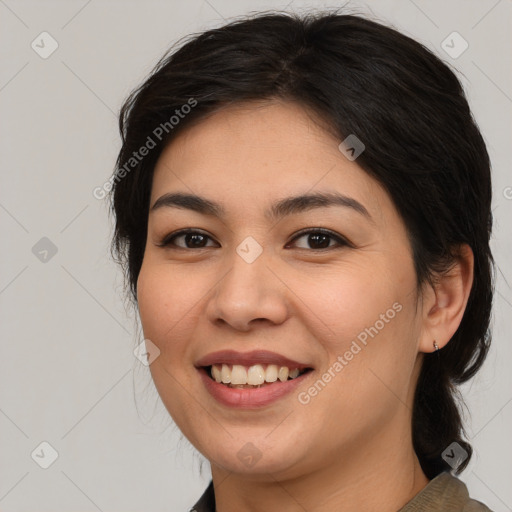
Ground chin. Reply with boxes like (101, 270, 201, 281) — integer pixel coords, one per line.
(203, 436, 304, 477)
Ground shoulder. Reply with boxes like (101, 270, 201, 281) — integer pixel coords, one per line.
(190, 473, 494, 512)
(399, 472, 494, 512)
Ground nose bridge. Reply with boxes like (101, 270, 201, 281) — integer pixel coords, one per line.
(207, 236, 288, 329)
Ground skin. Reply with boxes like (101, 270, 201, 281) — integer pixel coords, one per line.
(136, 99, 474, 512)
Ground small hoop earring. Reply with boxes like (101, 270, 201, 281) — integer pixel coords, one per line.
(433, 340, 439, 352)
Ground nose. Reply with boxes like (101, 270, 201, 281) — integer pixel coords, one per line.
(205, 246, 289, 332)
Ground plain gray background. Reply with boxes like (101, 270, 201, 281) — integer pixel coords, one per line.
(1, 0, 511, 510)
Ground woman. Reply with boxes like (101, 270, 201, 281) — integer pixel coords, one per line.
(109, 10, 495, 512)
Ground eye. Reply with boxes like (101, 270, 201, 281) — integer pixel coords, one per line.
(157, 227, 350, 251)
(157, 229, 218, 249)
(285, 228, 350, 250)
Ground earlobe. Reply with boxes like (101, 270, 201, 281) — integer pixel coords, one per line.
(418, 244, 474, 353)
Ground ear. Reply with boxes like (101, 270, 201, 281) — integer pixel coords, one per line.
(418, 244, 474, 354)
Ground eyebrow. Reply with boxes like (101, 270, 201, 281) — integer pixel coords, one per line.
(151, 191, 373, 223)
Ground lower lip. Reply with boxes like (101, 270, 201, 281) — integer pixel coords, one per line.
(197, 367, 312, 409)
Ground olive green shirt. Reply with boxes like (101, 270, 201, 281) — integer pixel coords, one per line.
(189, 472, 493, 511)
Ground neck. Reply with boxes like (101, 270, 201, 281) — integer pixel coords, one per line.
(210, 417, 429, 512)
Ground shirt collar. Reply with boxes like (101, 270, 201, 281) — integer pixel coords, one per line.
(189, 471, 487, 512)
(189, 480, 215, 512)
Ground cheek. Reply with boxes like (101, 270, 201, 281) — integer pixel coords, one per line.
(136, 262, 198, 348)
(289, 262, 401, 346)
(290, 259, 419, 387)
(297, 270, 419, 437)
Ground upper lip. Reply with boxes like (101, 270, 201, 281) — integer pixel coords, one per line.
(195, 350, 313, 370)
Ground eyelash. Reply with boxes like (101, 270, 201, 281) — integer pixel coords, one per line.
(157, 228, 351, 251)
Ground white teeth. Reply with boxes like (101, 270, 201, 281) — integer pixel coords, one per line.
(210, 363, 306, 385)
(212, 364, 222, 383)
(289, 368, 300, 379)
(247, 364, 265, 385)
(265, 364, 278, 382)
(230, 365, 247, 385)
(221, 364, 231, 383)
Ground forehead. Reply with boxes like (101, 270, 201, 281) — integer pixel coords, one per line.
(150, 100, 389, 223)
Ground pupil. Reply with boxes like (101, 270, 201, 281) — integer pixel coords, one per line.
(309, 233, 329, 249)
(186, 233, 206, 248)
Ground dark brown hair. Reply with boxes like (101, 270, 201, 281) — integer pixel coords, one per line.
(109, 10, 495, 479)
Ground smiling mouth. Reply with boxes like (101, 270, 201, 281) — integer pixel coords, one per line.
(203, 363, 314, 388)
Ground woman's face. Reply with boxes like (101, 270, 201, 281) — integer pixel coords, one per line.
(137, 100, 426, 479)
